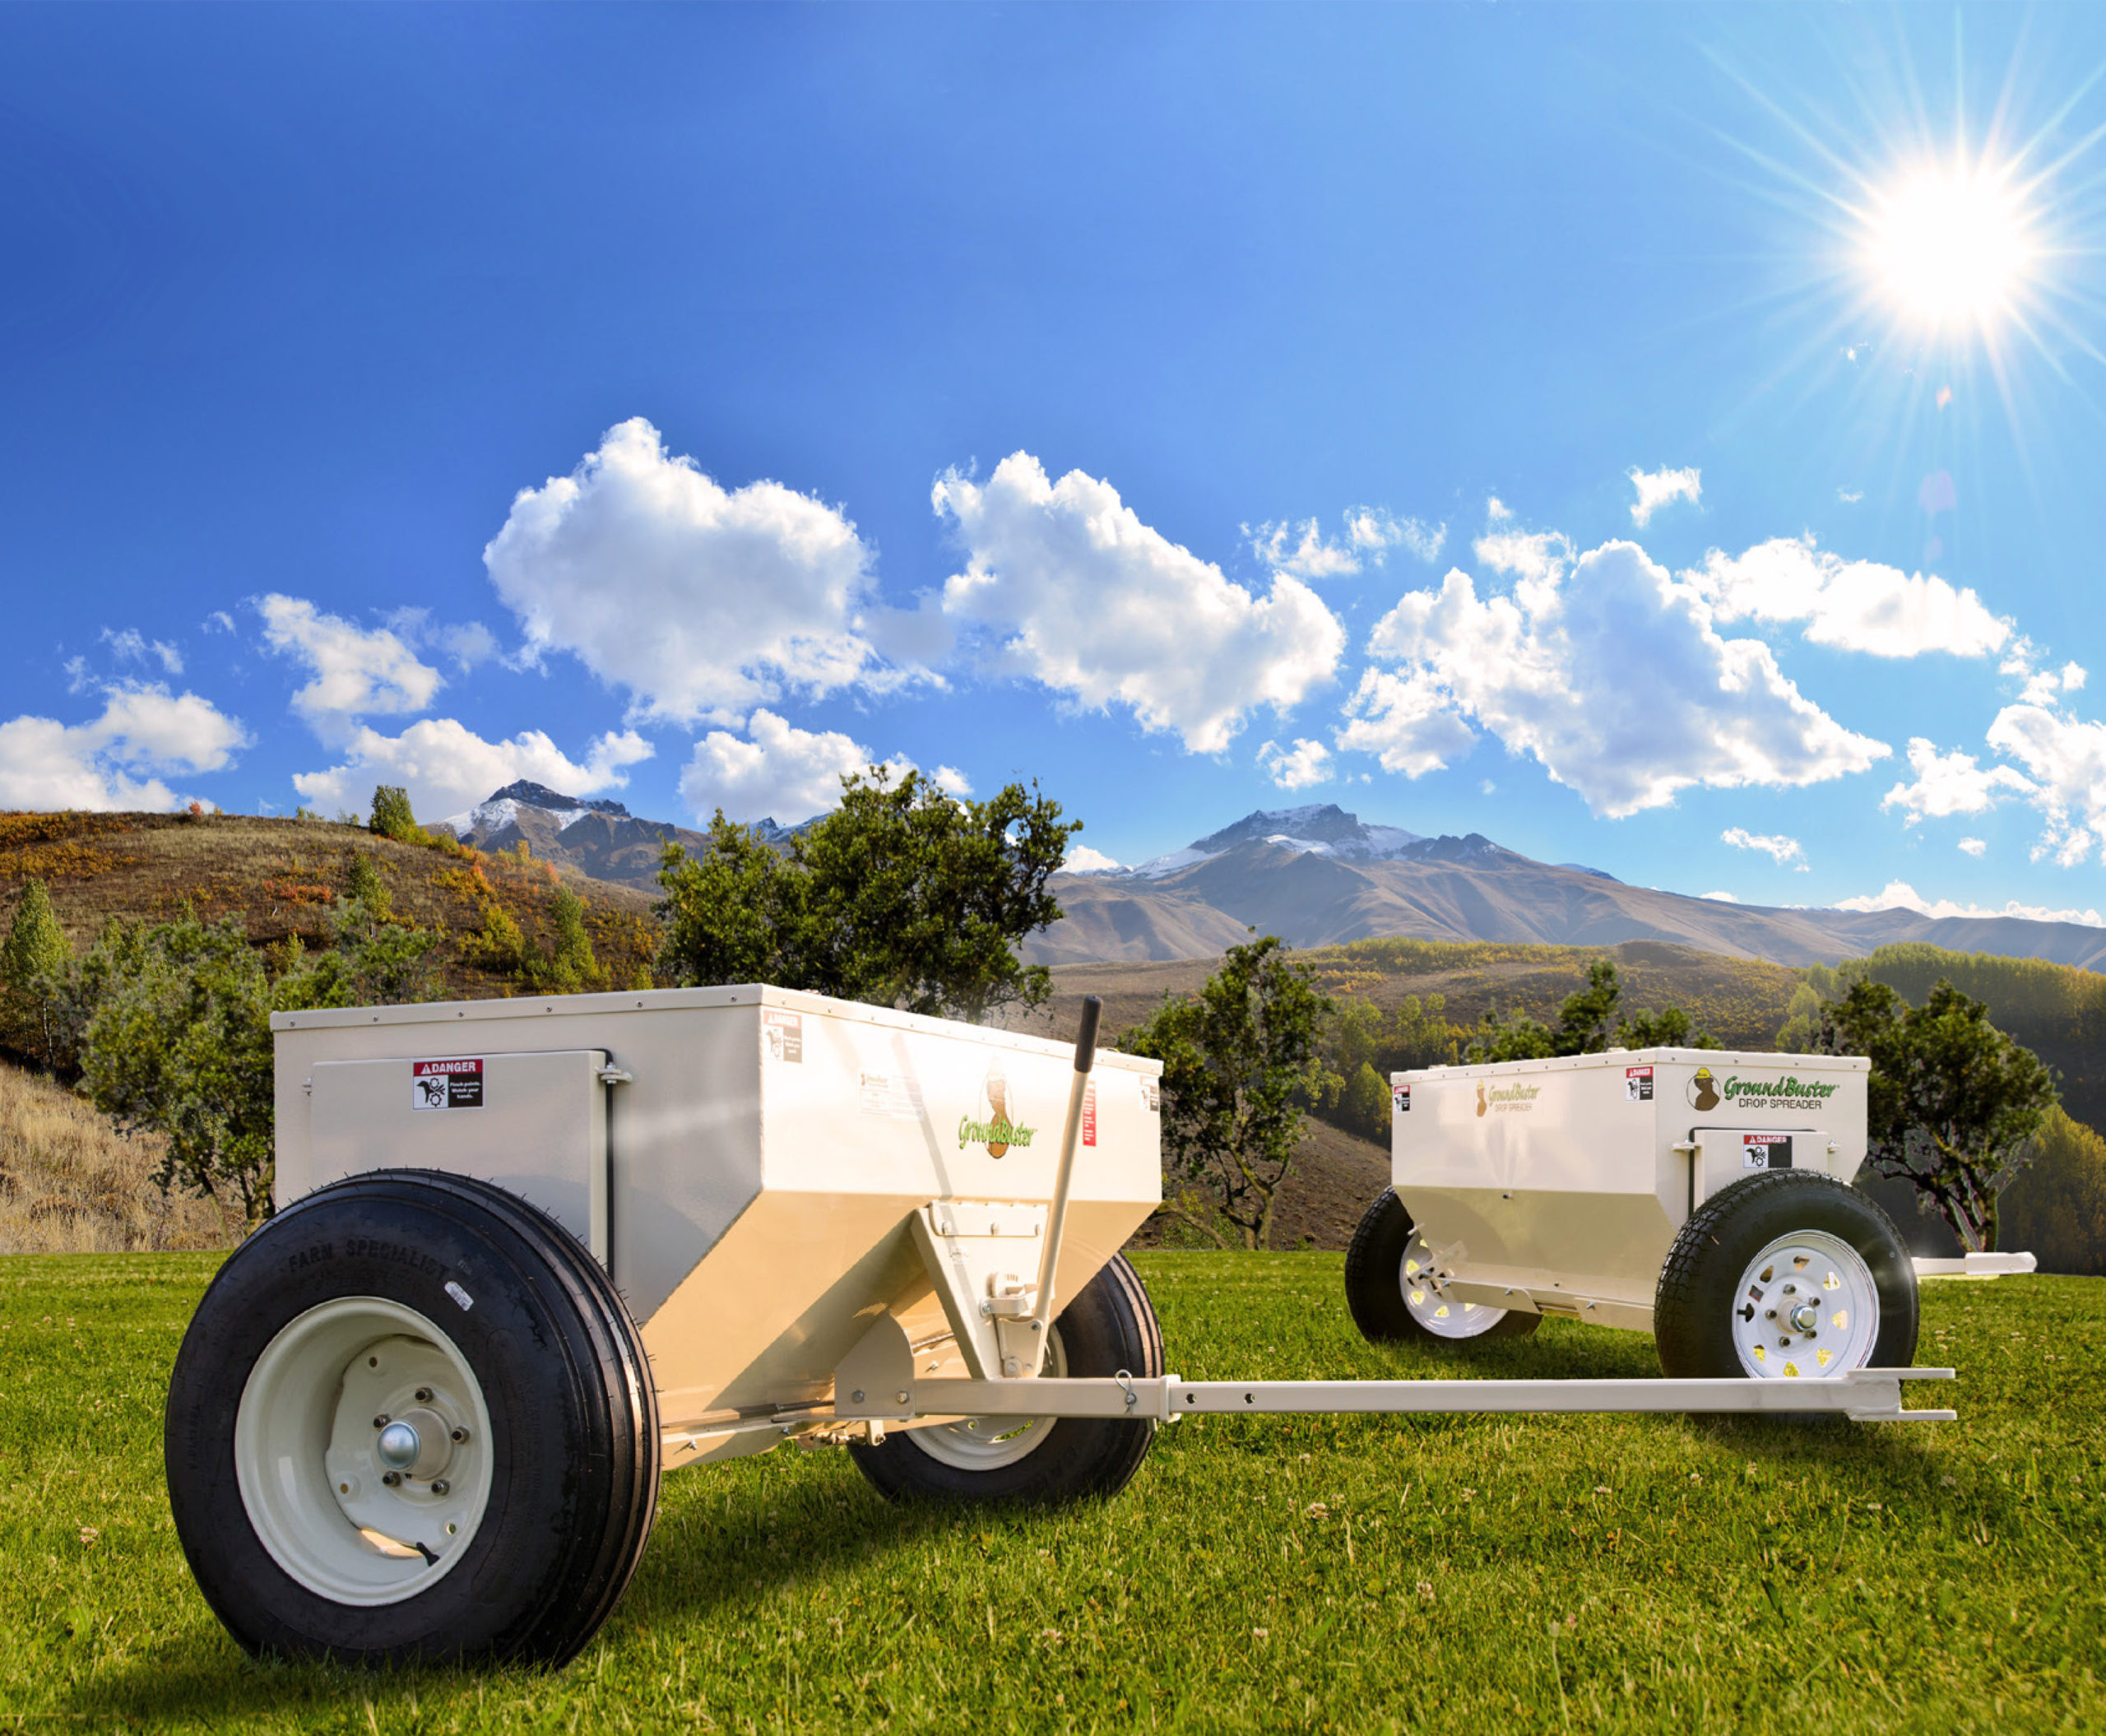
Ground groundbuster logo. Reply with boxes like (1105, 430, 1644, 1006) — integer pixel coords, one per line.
(1687, 1067, 1839, 1112)
(1476, 1080, 1543, 1117)
(958, 1063, 1037, 1157)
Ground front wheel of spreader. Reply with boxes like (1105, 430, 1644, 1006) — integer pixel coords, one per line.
(165, 1171, 659, 1666)
(1653, 1170, 1917, 1383)
(848, 1254, 1164, 1505)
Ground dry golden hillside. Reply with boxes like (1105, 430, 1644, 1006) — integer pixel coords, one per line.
(0, 1059, 236, 1253)
(0, 810, 661, 1052)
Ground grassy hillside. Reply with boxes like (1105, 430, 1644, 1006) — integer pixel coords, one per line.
(0, 1061, 234, 1254)
(0, 810, 662, 1067)
(2, 1251, 2096, 1733)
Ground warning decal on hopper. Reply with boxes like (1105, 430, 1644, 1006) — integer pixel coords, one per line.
(411, 1057, 484, 1111)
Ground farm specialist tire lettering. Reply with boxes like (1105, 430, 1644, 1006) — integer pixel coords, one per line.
(847, 1255, 1164, 1504)
(165, 1170, 659, 1665)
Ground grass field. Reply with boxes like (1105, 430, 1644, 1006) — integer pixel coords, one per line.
(2, 1253, 2099, 1733)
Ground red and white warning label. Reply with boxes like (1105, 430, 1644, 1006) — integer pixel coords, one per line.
(1624, 1065, 1654, 1102)
(1742, 1132, 1793, 1170)
(1082, 1081, 1098, 1147)
(411, 1057, 484, 1111)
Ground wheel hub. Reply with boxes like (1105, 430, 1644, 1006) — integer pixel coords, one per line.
(1728, 1231, 1879, 1379)
(1399, 1228, 1510, 1340)
(235, 1298, 494, 1604)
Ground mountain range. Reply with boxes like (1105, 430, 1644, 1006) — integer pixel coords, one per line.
(430, 785, 2106, 972)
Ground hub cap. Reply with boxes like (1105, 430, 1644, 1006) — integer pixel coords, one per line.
(1729, 1230, 1880, 1379)
(234, 1297, 494, 1605)
(912, 1330, 1069, 1470)
(1399, 1227, 1515, 1340)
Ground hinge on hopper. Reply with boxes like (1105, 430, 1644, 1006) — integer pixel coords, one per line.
(907, 1202, 1050, 1381)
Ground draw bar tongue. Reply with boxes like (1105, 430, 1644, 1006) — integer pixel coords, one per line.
(1032, 996, 1102, 1331)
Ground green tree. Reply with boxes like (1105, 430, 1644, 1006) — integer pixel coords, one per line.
(327, 850, 441, 1005)
(657, 768, 1078, 1022)
(79, 907, 343, 1229)
(2, 879, 72, 1067)
(368, 785, 426, 844)
(1818, 977, 2057, 1252)
(1120, 935, 1334, 1250)
(1467, 959, 1717, 1062)
(1999, 1106, 2106, 1278)
(530, 885, 602, 994)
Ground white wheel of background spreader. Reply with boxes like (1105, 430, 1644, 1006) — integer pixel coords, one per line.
(1728, 1230, 1880, 1380)
(1398, 1225, 1512, 1341)
(910, 1330, 1069, 1472)
(1344, 1189, 1539, 1346)
(234, 1297, 495, 1605)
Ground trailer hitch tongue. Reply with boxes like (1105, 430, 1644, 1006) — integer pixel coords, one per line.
(1030, 996, 1102, 1334)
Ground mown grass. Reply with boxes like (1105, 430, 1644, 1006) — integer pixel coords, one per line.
(1, 1253, 2099, 1733)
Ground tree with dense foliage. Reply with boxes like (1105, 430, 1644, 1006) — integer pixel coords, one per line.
(656, 768, 1078, 1022)
(2001, 1107, 2106, 1278)
(368, 785, 426, 843)
(1120, 935, 1334, 1250)
(2, 880, 72, 1068)
(327, 850, 443, 1005)
(1818, 977, 2057, 1253)
(1315, 993, 1465, 1140)
(1467, 959, 1716, 1062)
(78, 907, 346, 1228)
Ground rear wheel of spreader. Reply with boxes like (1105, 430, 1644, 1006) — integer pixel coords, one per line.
(849, 1254, 1163, 1504)
(1654, 1170, 1917, 1382)
(1344, 1188, 1541, 1346)
(165, 1171, 659, 1665)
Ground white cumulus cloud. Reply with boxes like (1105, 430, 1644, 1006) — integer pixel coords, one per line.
(1830, 880, 2104, 927)
(293, 720, 651, 824)
(1348, 540, 1888, 816)
(1959, 837, 1988, 856)
(101, 627, 183, 675)
(1983, 703, 2106, 866)
(0, 685, 248, 811)
(257, 595, 444, 728)
(1722, 827, 1807, 870)
(1350, 509, 1445, 564)
(1245, 518, 1362, 581)
(1062, 843, 1121, 874)
(935, 453, 1345, 754)
(1256, 737, 1334, 791)
(1880, 737, 2039, 826)
(485, 417, 921, 727)
(679, 708, 913, 825)
(1629, 466, 1701, 527)
(1337, 668, 1477, 777)
(1682, 537, 2009, 659)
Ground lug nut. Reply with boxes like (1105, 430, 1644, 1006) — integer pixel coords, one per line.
(382, 1470, 401, 1488)
(414, 1388, 433, 1403)
(373, 1414, 389, 1429)
(450, 1427, 469, 1443)
(431, 1478, 450, 1497)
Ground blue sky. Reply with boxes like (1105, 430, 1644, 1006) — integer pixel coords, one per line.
(7, 5, 2106, 924)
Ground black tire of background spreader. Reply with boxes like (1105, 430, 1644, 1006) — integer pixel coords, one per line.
(165, 1170, 660, 1665)
(1343, 1187, 1542, 1346)
(848, 1253, 1165, 1505)
(1653, 1169, 1918, 1381)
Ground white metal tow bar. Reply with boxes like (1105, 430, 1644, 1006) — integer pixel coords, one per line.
(804, 1366, 1956, 1428)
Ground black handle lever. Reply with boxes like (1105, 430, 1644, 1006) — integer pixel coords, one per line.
(1074, 996, 1102, 1073)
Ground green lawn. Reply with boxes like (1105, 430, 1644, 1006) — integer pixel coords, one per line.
(2, 1252, 2100, 1733)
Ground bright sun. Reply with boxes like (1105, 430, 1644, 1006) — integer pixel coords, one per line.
(1866, 159, 2036, 330)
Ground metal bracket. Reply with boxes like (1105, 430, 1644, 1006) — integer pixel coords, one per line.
(907, 1202, 1048, 1381)
(596, 1065, 634, 1086)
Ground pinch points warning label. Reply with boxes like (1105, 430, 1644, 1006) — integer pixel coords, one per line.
(412, 1057, 484, 1111)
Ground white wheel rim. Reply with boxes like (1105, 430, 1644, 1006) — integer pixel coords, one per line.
(1399, 1227, 1514, 1340)
(1729, 1230, 1881, 1379)
(234, 1297, 494, 1606)
(911, 1330, 1069, 1470)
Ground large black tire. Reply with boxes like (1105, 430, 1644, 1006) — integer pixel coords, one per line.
(165, 1171, 660, 1666)
(1343, 1187, 1541, 1346)
(848, 1254, 1163, 1505)
(1654, 1170, 1918, 1381)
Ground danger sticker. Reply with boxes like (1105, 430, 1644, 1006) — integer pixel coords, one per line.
(412, 1057, 483, 1111)
(1082, 1081, 1097, 1148)
(1742, 1132, 1794, 1170)
(1625, 1065, 1654, 1102)
(1140, 1079, 1160, 1113)
(763, 1010, 803, 1063)
(1393, 1084, 1412, 1115)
